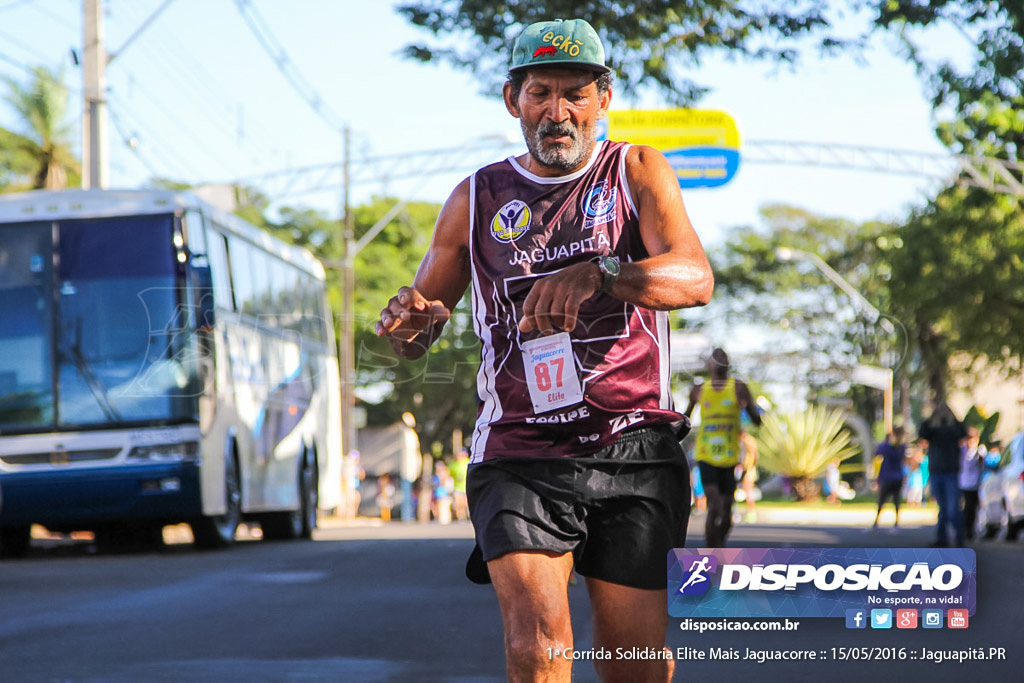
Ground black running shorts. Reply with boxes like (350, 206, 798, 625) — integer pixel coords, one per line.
(465, 426, 690, 590)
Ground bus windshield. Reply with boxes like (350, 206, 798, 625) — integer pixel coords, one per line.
(0, 214, 195, 433)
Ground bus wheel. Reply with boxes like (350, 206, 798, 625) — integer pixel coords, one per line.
(262, 452, 318, 541)
(192, 453, 241, 549)
(0, 525, 32, 559)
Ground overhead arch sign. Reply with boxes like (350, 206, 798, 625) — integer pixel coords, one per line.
(600, 109, 741, 188)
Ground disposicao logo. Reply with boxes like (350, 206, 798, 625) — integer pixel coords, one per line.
(677, 555, 718, 596)
(668, 548, 976, 619)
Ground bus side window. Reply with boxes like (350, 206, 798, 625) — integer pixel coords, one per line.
(227, 237, 256, 315)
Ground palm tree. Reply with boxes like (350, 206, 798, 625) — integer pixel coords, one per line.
(1, 65, 80, 191)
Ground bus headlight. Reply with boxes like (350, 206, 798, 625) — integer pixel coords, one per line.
(127, 441, 200, 462)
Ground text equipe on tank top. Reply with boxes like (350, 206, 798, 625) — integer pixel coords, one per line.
(524, 406, 590, 424)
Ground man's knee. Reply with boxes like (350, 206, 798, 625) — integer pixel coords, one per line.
(505, 627, 571, 670)
(593, 652, 673, 683)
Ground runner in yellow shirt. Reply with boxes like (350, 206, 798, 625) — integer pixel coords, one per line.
(684, 348, 761, 546)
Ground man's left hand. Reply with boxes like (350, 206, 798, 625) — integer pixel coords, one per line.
(518, 261, 602, 335)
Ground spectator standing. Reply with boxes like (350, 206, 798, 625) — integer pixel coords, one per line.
(376, 473, 396, 522)
(448, 448, 471, 521)
(399, 412, 422, 522)
(959, 426, 986, 540)
(431, 460, 454, 524)
(738, 429, 760, 523)
(918, 401, 968, 547)
(905, 444, 926, 506)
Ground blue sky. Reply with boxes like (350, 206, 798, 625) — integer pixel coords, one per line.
(0, 1, 972, 247)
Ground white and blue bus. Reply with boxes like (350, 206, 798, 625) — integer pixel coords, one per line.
(0, 189, 342, 556)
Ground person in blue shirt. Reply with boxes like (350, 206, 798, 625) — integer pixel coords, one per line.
(872, 426, 908, 531)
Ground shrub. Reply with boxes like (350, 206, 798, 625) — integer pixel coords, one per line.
(756, 406, 861, 501)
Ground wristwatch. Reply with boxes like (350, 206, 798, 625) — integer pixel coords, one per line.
(595, 255, 621, 293)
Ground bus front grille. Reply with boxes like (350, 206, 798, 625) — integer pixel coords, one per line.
(1, 449, 122, 466)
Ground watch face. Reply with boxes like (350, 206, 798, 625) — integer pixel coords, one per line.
(602, 256, 620, 275)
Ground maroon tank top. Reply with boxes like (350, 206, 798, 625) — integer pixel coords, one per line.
(468, 140, 679, 462)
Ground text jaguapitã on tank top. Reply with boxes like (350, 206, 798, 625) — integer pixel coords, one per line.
(468, 140, 680, 463)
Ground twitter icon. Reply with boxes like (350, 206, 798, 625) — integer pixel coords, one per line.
(870, 609, 893, 629)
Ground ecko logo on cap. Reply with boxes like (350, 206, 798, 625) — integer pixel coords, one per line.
(668, 548, 976, 619)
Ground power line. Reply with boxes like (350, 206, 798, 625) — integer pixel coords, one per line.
(106, 99, 202, 181)
(26, 0, 77, 30)
(0, 49, 34, 76)
(0, 26, 57, 64)
(0, 0, 34, 14)
(107, 102, 163, 179)
(105, 0, 300, 176)
(232, 0, 346, 133)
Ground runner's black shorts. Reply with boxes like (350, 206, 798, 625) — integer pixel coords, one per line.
(465, 425, 690, 590)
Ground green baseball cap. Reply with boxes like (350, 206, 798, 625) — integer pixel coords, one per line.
(510, 19, 610, 74)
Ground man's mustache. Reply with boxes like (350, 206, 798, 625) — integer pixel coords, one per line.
(537, 122, 576, 139)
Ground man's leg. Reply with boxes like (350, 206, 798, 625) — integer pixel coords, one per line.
(701, 465, 735, 547)
(703, 482, 725, 547)
(488, 550, 576, 683)
(587, 579, 673, 683)
(930, 474, 951, 545)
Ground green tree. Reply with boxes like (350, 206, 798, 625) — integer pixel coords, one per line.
(397, 1, 841, 104)
(690, 204, 903, 430)
(349, 198, 479, 453)
(1, 65, 80, 190)
(888, 186, 1024, 401)
(866, 3, 1024, 402)
(871, 2, 1024, 162)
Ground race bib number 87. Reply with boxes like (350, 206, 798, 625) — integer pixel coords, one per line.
(521, 332, 584, 414)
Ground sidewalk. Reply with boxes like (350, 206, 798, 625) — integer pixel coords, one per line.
(316, 503, 940, 540)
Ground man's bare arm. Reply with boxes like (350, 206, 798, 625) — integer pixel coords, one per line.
(683, 383, 702, 418)
(375, 178, 473, 359)
(736, 380, 762, 426)
(622, 144, 714, 309)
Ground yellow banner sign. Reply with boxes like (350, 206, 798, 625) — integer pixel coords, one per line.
(603, 109, 741, 188)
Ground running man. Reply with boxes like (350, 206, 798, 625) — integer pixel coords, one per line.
(375, 18, 713, 682)
(684, 348, 761, 547)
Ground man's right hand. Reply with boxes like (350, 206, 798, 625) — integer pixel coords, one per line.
(375, 286, 452, 359)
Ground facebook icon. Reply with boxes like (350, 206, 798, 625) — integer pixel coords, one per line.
(845, 609, 867, 629)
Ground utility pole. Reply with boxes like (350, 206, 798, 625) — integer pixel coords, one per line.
(339, 126, 357, 518)
(82, 0, 108, 189)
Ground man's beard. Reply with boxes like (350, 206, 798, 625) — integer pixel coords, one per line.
(522, 120, 595, 171)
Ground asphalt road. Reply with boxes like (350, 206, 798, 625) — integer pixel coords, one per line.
(0, 511, 1020, 682)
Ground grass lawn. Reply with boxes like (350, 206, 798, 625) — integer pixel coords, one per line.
(754, 497, 938, 513)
